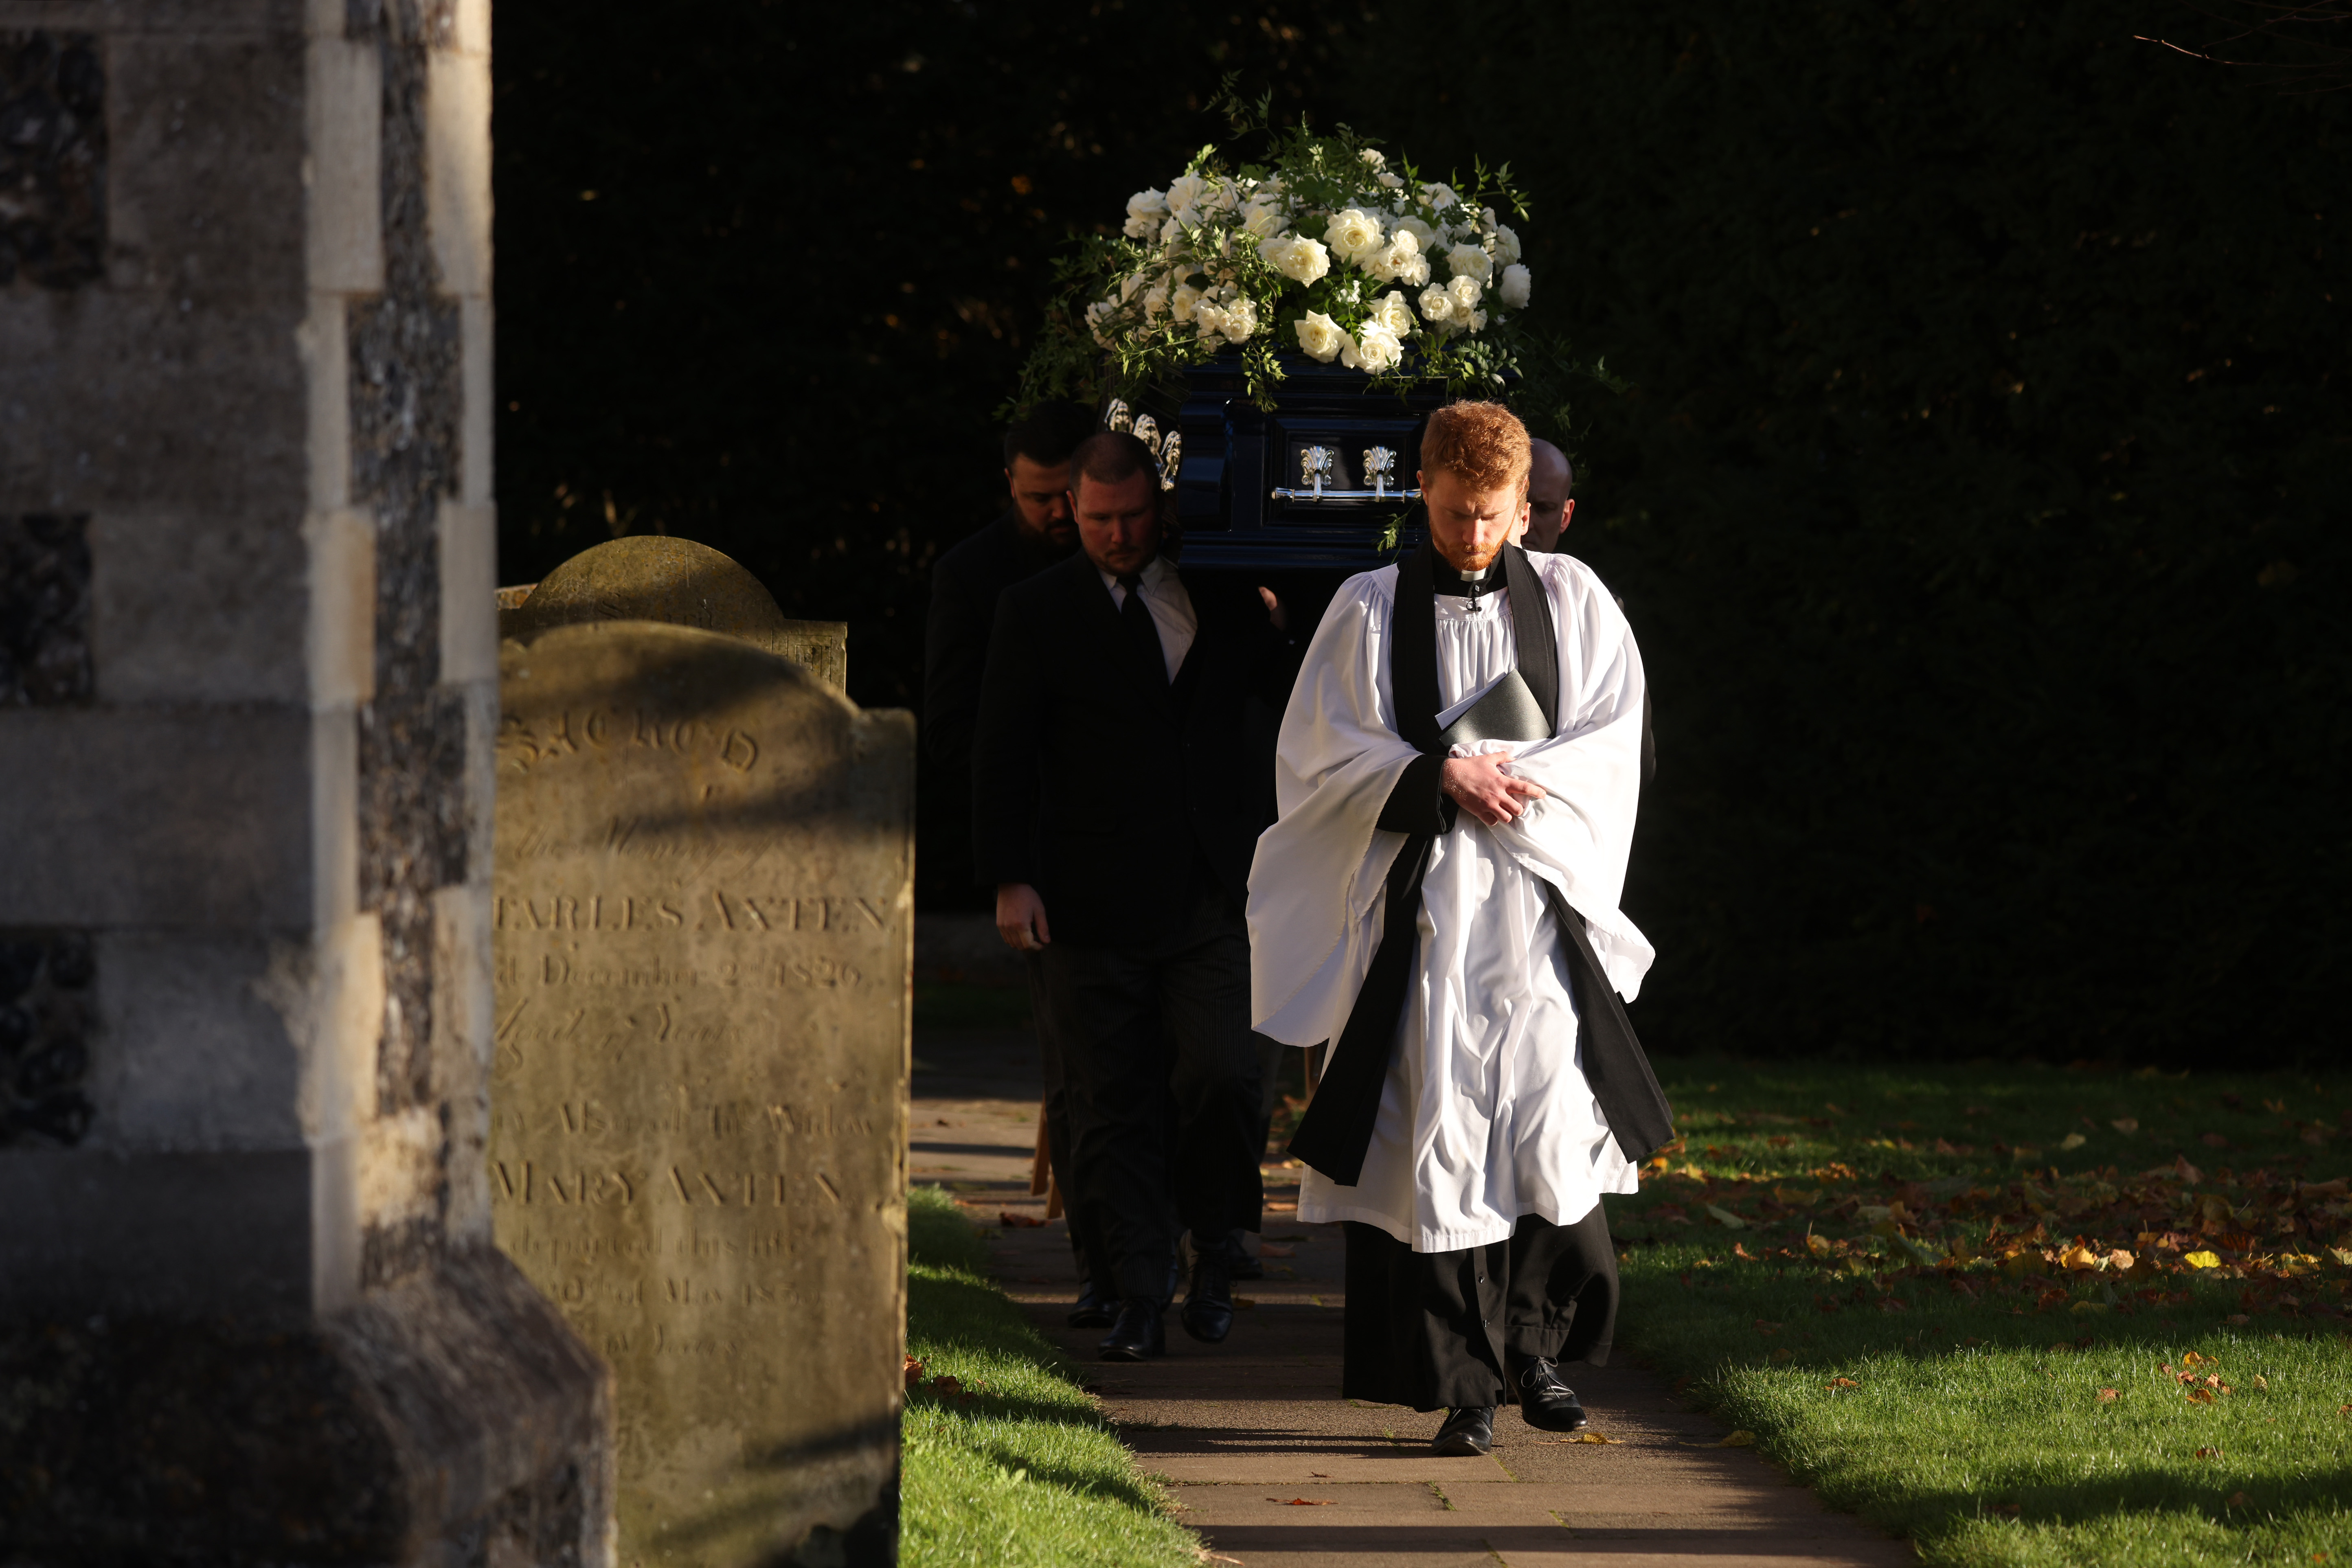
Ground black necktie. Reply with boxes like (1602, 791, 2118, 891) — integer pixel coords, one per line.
(1118, 573, 1167, 690)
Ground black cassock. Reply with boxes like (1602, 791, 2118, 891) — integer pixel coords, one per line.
(1288, 545, 1675, 1412)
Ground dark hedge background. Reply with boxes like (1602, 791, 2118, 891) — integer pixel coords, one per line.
(493, 1, 2347, 1066)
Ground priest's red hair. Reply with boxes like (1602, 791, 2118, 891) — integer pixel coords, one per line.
(1420, 401, 1531, 500)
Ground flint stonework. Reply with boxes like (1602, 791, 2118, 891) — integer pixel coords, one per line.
(493, 620, 913, 1566)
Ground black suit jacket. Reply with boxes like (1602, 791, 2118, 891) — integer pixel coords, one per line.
(971, 552, 1299, 947)
(922, 507, 1071, 788)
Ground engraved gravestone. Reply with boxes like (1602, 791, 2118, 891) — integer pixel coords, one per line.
(491, 620, 912, 1566)
(504, 536, 849, 689)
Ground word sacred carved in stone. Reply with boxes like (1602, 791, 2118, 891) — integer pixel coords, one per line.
(497, 706, 761, 774)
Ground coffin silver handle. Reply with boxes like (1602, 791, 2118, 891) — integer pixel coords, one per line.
(1268, 485, 1424, 503)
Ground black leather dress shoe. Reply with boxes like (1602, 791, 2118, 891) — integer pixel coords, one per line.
(1229, 1253, 1266, 1282)
(1431, 1405, 1496, 1456)
(1097, 1298, 1166, 1362)
(1510, 1355, 1589, 1432)
(1066, 1279, 1117, 1329)
(1180, 1247, 1236, 1344)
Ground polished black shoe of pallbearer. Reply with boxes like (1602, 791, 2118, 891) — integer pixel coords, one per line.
(1179, 1245, 1235, 1344)
(1509, 1354, 1590, 1432)
(1431, 1406, 1496, 1456)
(1066, 1278, 1117, 1329)
(1097, 1298, 1166, 1361)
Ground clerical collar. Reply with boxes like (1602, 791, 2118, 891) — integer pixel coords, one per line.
(1432, 559, 1505, 601)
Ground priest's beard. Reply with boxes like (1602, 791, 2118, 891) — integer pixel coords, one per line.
(1436, 537, 1505, 574)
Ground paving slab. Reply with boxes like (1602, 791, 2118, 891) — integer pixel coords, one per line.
(911, 1022, 1915, 1567)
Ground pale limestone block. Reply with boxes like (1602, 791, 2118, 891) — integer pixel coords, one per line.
(300, 293, 352, 512)
(460, 294, 494, 504)
(310, 699, 359, 931)
(306, 506, 376, 706)
(426, 48, 491, 298)
(306, 0, 343, 37)
(92, 930, 305, 1153)
(439, 499, 498, 684)
(436, 880, 496, 1243)
(449, 0, 490, 56)
(305, 36, 383, 294)
(0, 707, 314, 928)
(90, 509, 309, 704)
(357, 1103, 442, 1236)
(0, 289, 308, 516)
(106, 32, 308, 299)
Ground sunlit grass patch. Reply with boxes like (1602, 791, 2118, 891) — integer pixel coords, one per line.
(1612, 1058, 2352, 1566)
(902, 1184, 1198, 1568)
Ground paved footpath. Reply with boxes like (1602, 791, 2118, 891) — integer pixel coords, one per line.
(913, 1026, 1915, 1568)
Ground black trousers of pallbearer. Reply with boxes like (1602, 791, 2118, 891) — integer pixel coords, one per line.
(1341, 1207, 1620, 1413)
(1040, 875, 1265, 1305)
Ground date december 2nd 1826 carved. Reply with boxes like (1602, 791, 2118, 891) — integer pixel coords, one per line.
(490, 621, 912, 1564)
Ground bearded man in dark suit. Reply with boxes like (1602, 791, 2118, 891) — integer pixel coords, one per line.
(971, 430, 1299, 1360)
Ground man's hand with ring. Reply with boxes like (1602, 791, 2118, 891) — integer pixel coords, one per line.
(995, 882, 1052, 951)
(1440, 752, 1548, 827)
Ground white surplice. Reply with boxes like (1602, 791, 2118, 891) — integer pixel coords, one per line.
(1247, 553, 1654, 1252)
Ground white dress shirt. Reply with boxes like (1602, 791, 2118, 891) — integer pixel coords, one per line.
(1098, 553, 1198, 683)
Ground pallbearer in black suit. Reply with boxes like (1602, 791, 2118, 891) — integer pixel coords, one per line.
(1248, 403, 1675, 1455)
(922, 402, 1119, 1325)
(972, 431, 1298, 1361)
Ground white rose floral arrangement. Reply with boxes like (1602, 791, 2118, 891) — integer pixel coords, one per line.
(1016, 114, 1537, 412)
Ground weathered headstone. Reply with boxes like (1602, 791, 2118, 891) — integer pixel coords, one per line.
(505, 536, 849, 689)
(492, 619, 913, 1566)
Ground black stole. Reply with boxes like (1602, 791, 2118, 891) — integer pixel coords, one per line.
(1286, 545, 1676, 1188)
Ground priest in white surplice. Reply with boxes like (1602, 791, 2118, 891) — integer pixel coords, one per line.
(1248, 402, 1676, 1458)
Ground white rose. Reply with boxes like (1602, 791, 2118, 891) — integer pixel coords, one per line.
(1370, 289, 1417, 338)
(1360, 147, 1387, 169)
(1221, 295, 1259, 342)
(1492, 224, 1523, 265)
(1448, 274, 1483, 313)
(1126, 188, 1167, 222)
(1167, 172, 1210, 222)
(1293, 309, 1347, 363)
(1324, 206, 1386, 265)
(1446, 243, 1492, 285)
(1394, 216, 1438, 251)
(1208, 179, 1240, 211)
(1241, 200, 1288, 240)
(1417, 284, 1454, 325)
(1086, 299, 1117, 346)
(1171, 282, 1203, 323)
(1192, 300, 1228, 343)
(1143, 281, 1170, 320)
(1421, 181, 1459, 211)
(1341, 319, 1404, 373)
(1498, 263, 1531, 310)
(1161, 215, 1185, 247)
(1376, 170, 1404, 189)
(1259, 233, 1331, 285)
(1461, 307, 1488, 332)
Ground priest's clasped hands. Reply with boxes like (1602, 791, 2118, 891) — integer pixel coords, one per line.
(1440, 751, 1547, 825)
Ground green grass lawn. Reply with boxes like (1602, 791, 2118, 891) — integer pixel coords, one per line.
(1612, 1057, 2352, 1566)
(901, 1184, 1198, 1567)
